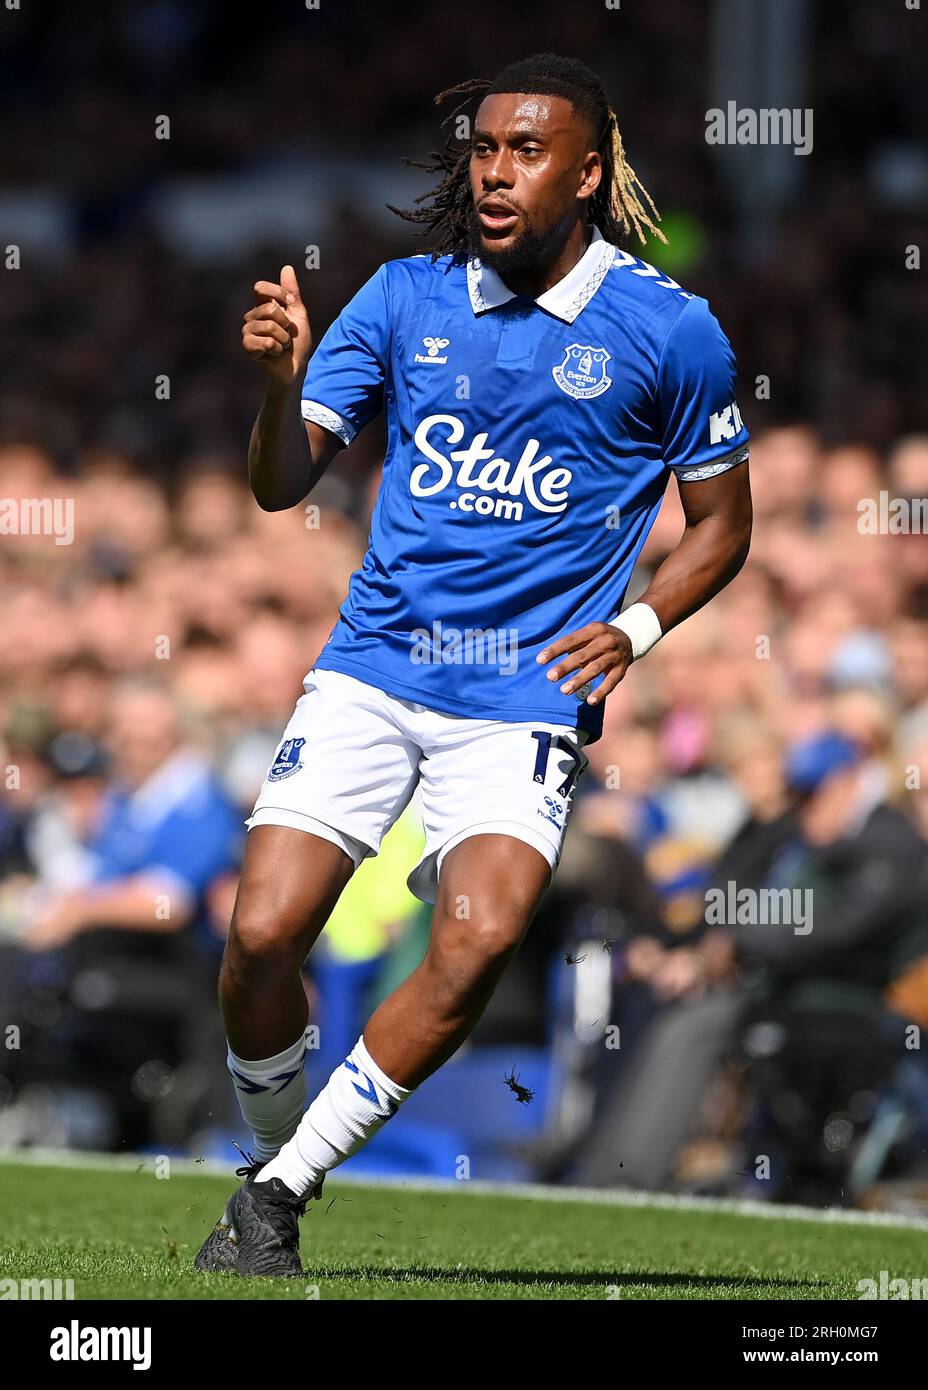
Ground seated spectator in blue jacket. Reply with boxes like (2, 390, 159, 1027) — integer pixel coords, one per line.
(23, 678, 242, 956)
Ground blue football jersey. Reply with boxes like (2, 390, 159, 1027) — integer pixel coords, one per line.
(301, 227, 749, 738)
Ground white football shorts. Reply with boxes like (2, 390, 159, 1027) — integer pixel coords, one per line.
(247, 667, 589, 904)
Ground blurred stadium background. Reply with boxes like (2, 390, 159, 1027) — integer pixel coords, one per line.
(1, 0, 927, 1212)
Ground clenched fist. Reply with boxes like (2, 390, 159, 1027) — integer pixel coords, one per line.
(242, 264, 312, 387)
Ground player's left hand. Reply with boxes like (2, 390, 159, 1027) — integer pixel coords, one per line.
(536, 622, 633, 705)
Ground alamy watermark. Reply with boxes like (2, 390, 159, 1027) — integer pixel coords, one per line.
(0, 497, 74, 545)
(50, 1321, 151, 1369)
(705, 102, 813, 156)
(857, 493, 928, 534)
(858, 1271, 928, 1300)
(1, 1277, 76, 1299)
(410, 621, 519, 676)
(705, 881, 813, 935)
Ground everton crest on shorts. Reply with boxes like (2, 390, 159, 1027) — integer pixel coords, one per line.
(267, 737, 306, 782)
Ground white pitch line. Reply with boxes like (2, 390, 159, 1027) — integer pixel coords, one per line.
(1, 1147, 927, 1232)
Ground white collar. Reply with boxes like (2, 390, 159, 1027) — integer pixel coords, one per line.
(466, 226, 616, 323)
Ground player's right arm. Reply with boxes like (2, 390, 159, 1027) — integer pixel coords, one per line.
(242, 264, 343, 510)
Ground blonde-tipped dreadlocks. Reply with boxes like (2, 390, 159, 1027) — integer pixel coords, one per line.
(602, 106, 667, 248)
(389, 53, 666, 262)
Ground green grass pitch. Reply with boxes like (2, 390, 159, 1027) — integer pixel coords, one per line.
(1, 1156, 925, 1300)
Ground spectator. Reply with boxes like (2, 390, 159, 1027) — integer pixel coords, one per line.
(570, 731, 928, 1193)
(22, 678, 242, 955)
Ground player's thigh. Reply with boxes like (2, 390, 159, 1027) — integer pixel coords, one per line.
(227, 823, 355, 964)
(432, 831, 552, 961)
(234, 668, 420, 961)
(249, 668, 419, 853)
(411, 717, 588, 906)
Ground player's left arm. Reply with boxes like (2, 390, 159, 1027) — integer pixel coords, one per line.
(642, 462, 753, 630)
(537, 464, 752, 705)
(539, 296, 752, 706)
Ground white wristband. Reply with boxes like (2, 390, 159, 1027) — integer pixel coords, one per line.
(608, 602, 663, 660)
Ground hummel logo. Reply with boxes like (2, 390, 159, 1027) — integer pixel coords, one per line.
(415, 335, 450, 365)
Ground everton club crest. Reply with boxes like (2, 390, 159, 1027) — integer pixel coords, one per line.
(552, 343, 613, 400)
(267, 736, 306, 782)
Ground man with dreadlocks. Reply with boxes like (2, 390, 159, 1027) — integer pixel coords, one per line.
(196, 53, 751, 1276)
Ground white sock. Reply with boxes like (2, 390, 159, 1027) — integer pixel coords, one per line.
(256, 1035, 412, 1196)
(227, 1032, 308, 1164)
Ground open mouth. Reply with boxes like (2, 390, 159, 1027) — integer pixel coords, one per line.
(478, 202, 520, 235)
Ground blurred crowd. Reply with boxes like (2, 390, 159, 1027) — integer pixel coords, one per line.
(2, 0, 926, 465)
(2, 425, 928, 1197)
(1, 0, 927, 1201)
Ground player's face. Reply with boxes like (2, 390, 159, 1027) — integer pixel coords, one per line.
(468, 93, 601, 276)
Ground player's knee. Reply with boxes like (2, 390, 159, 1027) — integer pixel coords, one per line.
(224, 895, 306, 975)
(425, 914, 521, 1002)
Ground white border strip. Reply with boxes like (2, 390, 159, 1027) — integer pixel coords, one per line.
(301, 398, 354, 446)
(2, 1148, 926, 1232)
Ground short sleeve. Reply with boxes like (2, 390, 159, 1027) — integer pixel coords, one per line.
(301, 264, 392, 447)
(656, 297, 750, 482)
